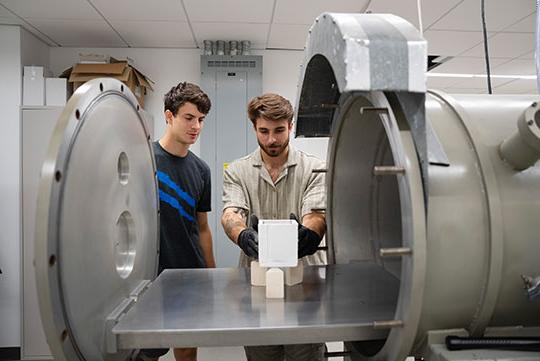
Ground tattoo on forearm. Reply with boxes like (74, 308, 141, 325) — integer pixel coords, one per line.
(231, 207, 248, 222)
(222, 209, 247, 241)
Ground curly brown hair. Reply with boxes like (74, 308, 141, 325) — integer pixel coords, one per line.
(164, 82, 211, 115)
(247, 93, 293, 126)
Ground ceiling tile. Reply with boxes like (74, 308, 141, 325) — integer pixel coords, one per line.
(366, 0, 418, 28)
(267, 23, 310, 50)
(0, 4, 60, 45)
(191, 22, 268, 49)
(111, 20, 195, 48)
(367, 0, 463, 31)
(494, 79, 538, 93)
(273, 0, 370, 25)
(426, 75, 462, 88)
(503, 13, 535, 33)
(90, 0, 187, 21)
(184, 0, 274, 23)
(460, 32, 534, 58)
(519, 51, 534, 59)
(0, 0, 101, 20)
(492, 59, 536, 75)
(0, 4, 16, 18)
(433, 56, 509, 74)
(443, 88, 488, 94)
(447, 76, 515, 89)
(27, 18, 126, 47)
(430, 0, 534, 32)
(424, 30, 482, 55)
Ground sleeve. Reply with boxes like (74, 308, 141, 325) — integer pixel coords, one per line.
(222, 164, 249, 211)
(301, 161, 326, 218)
(197, 164, 212, 212)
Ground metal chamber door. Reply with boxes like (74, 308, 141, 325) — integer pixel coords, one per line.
(34, 78, 159, 361)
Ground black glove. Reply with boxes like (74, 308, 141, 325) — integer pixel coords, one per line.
(290, 213, 323, 258)
(237, 214, 259, 258)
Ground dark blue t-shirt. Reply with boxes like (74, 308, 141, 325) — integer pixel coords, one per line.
(153, 142, 211, 271)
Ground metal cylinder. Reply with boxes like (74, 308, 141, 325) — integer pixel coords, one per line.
(216, 40, 225, 56)
(203, 40, 213, 55)
(241, 40, 251, 55)
(229, 40, 238, 56)
(499, 101, 540, 170)
(327, 90, 540, 360)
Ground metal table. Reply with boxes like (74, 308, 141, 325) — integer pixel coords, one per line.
(113, 262, 399, 348)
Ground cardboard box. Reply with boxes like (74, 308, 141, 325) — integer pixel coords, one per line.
(45, 78, 67, 106)
(23, 66, 44, 106)
(60, 59, 153, 107)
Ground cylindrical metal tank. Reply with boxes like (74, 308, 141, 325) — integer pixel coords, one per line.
(326, 90, 540, 359)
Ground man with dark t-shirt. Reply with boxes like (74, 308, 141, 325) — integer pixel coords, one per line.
(140, 82, 215, 361)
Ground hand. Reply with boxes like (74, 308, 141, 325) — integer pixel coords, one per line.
(290, 213, 323, 258)
(237, 214, 259, 258)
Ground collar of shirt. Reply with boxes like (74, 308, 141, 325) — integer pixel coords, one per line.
(250, 145, 299, 169)
(251, 145, 299, 187)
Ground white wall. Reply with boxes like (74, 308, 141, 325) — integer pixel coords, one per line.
(21, 28, 50, 71)
(49, 48, 329, 159)
(0, 25, 22, 347)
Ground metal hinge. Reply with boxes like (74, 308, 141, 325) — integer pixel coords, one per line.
(105, 280, 152, 353)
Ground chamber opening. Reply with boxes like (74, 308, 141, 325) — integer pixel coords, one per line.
(296, 54, 341, 137)
(328, 93, 404, 356)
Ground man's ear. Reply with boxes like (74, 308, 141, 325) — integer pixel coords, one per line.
(164, 110, 173, 125)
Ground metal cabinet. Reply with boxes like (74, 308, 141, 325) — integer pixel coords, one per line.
(200, 55, 262, 267)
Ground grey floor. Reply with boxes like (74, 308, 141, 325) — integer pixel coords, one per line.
(160, 342, 346, 361)
(158, 345, 417, 361)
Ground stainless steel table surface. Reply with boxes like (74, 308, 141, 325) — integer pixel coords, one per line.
(113, 262, 399, 348)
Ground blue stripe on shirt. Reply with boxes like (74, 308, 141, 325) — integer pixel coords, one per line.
(157, 170, 196, 208)
(159, 189, 195, 222)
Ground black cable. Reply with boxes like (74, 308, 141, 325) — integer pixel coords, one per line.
(446, 336, 540, 352)
(481, 0, 493, 94)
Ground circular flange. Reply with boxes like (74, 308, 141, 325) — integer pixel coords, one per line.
(327, 91, 427, 361)
(35, 78, 159, 361)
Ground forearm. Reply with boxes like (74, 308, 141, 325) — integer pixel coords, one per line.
(199, 226, 216, 268)
(302, 212, 326, 237)
(221, 207, 248, 244)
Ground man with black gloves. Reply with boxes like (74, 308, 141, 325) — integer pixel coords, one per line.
(237, 214, 260, 258)
(290, 213, 324, 258)
(221, 93, 326, 361)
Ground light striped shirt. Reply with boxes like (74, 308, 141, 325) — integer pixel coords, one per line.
(222, 146, 327, 267)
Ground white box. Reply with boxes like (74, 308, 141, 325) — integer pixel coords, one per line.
(250, 261, 266, 286)
(285, 259, 304, 286)
(258, 219, 298, 268)
(265, 268, 284, 298)
(45, 78, 67, 106)
(24, 66, 43, 77)
(23, 66, 44, 106)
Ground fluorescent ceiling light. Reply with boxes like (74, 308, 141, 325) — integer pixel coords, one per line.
(428, 73, 537, 80)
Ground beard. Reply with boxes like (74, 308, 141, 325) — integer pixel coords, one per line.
(259, 139, 289, 158)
